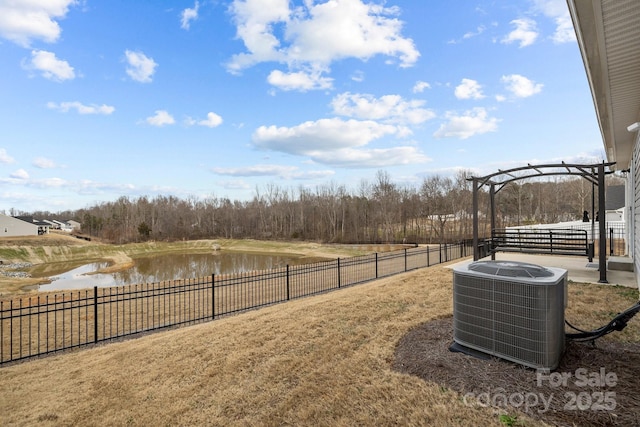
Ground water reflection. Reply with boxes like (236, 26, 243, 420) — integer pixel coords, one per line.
(37, 252, 316, 291)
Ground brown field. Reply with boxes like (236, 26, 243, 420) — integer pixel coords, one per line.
(1, 258, 639, 426)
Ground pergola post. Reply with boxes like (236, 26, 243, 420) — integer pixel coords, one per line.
(490, 183, 496, 261)
(598, 163, 608, 283)
(472, 178, 479, 261)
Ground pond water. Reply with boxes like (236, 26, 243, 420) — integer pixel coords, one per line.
(35, 252, 324, 291)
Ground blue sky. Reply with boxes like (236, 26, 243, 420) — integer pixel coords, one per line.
(0, 0, 604, 213)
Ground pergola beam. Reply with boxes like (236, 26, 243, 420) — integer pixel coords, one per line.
(468, 162, 616, 282)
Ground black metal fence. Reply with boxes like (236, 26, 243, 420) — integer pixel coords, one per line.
(607, 223, 626, 256)
(0, 241, 473, 365)
(491, 229, 590, 257)
(504, 221, 627, 257)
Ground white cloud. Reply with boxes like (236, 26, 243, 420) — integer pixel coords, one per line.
(0, 175, 68, 188)
(0, 148, 15, 164)
(284, 1, 419, 66)
(413, 81, 431, 93)
(33, 157, 57, 168)
(532, 0, 575, 43)
(252, 117, 427, 167)
(145, 110, 175, 127)
(47, 101, 115, 115)
(32, 177, 67, 188)
(125, 50, 157, 83)
(502, 18, 538, 47)
(0, 0, 76, 47)
(351, 70, 365, 82)
(331, 92, 435, 125)
(308, 146, 431, 168)
(181, 1, 199, 30)
(10, 169, 29, 180)
(25, 50, 75, 81)
(214, 164, 299, 177)
(227, 0, 419, 90)
(454, 78, 484, 100)
(267, 69, 333, 91)
(463, 25, 486, 40)
(549, 15, 575, 44)
(212, 164, 335, 180)
(198, 112, 223, 128)
(434, 107, 499, 139)
(501, 74, 543, 98)
(219, 179, 252, 190)
(254, 118, 400, 153)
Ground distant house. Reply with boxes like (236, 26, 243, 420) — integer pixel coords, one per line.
(0, 214, 39, 237)
(14, 216, 50, 235)
(52, 220, 74, 232)
(43, 220, 59, 230)
(66, 220, 81, 231)
(606, 185, 626, 222)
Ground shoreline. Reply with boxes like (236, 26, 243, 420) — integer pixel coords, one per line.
(1, 237, 407, 297)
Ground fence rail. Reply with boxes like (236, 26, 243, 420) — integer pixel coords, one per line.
(491, 228, 590, 257)
(1, 241, 472, 365)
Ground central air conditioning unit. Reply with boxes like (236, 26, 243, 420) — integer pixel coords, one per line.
(451, 260, 567, 371)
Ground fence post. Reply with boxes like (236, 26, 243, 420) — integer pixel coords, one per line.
(94, 286, 98, 343)
(211, 274, 215, 319)
(404, 248, 407, 271)
(286, 265, 290, 300)
(439, 244, 442, 264)
(610, 228, 613, 255)
(337, 258, 341, 288)
(1, 301, 3, 363)
(375, 253, 378, 278)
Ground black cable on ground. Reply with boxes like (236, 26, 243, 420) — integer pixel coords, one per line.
(565, 301, 640, 342)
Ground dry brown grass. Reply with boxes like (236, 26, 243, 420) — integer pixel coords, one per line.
(0, 260, 638, 426)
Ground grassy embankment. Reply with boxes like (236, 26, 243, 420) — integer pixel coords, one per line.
(0, 233, 384, 296)
(0, 257, 638, 426)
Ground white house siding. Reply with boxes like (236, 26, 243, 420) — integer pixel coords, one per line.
(626, 172, 633, 257)
(634, 139, 640, 283)
(634, 137, 640, 285)
(0, 214, 39, 237)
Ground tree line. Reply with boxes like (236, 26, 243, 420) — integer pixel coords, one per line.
(22, 170, 623, 245)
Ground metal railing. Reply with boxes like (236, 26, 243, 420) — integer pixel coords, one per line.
(1, 241, 473, 365)
(491, 228, 589, 257)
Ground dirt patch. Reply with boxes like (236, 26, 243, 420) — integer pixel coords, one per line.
(393, 317, 640, 426)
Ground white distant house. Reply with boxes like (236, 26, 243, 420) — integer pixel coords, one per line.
(0, 214, 39, 237)
(14, 216, 50, 235)
(43, 220, 59, 229)
(66, 220, 81, 231)
(52, 220, 74, 232)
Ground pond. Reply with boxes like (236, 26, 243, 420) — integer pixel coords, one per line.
(34, 252, 327, 291)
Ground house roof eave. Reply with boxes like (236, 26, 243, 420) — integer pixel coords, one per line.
(567, 0, 640, 170)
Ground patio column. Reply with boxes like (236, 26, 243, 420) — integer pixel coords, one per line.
(472, 178, 479, 261)
(598, 163, 608, 283)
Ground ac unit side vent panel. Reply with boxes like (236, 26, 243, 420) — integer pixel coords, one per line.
(452, 261, 566, 371)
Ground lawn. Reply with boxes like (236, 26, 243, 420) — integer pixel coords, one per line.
(0, 260, 638, 426)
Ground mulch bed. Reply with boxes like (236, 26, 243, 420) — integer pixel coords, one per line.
(393, 317, 640, 426)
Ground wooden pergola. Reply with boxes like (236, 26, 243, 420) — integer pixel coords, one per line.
(468, 161, 616, 283)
